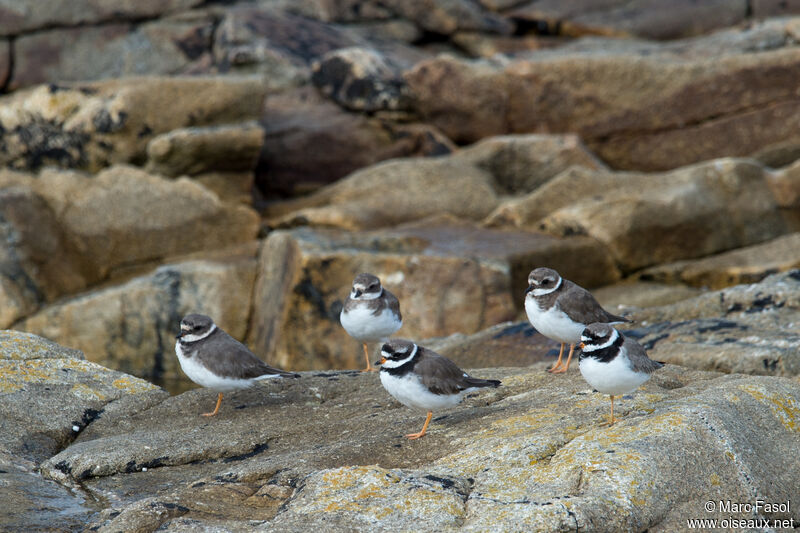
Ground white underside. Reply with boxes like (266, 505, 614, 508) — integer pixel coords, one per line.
(340, 305, 401, 342)
(579, 351, 650, 396)
(380, 371, 473, 411)
(175, 341, 281, 392)
(525, 297, 584, 344)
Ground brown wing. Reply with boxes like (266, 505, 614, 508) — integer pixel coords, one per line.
(559, 280, 630, 325)
(376, 288, 402, 321)
(416, 347, 498, 395)
(198, 329, 298, 380)
(623, 337, 663, 374)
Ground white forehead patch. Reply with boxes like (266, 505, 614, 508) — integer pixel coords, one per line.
(181, 324, 192, 331)
(581, 328, 619, 352)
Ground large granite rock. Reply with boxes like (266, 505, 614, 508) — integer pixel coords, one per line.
(10, 13, 216, 90)
(258, 87, 454, 197)
(32, 361, 800, 532)
(248, 219, 619, 371)
(766, 159, 800, 208)
(534, 159, 785, 272)
(0, 76, 266, 173)
(16, 243, 258, 381)
(405, 21, 800, 170)
(631, 270, 800, 377)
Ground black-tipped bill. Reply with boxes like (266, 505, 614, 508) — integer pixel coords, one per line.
(375, 356, 387, 365)
(524, 284, 534, 295)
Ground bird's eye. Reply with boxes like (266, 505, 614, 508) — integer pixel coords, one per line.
(193, 325, 202, 331)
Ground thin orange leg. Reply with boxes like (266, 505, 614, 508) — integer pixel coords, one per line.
(362, 343, 376, 372)
(547, 343, 566, 373)
(551, 344, 575, 374)
(600, 395, 620, 426)
(202, 392, 223, 417)
(406, 411, 433, 440)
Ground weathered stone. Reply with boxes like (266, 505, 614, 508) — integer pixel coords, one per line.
(11, 14, 216, 90)
(639, 233, 800, 290)
(390, 0, 513, 35)
(270, 157, 499, 230)
(631, 270, 800, 377)
(537, 159, 785, 272)
(0, 38, 9, 89)
(258, 87, 454, 197)
(0, 0, 203, 37)
(192, 171, 254, 205)
(451, 31, 556, 58)
(213, 7, 359, 91)
(405, 31, 800, 170)
(145, 122, 264, 177)
(591, 280, 701, 313)
(311, 47, 411, 112)
(16, 243, 258, 381)
(31, 359, 800, 532)
(0, 76, 267, 172)
(766, 159, 800, 208)
(509, 0, 749, 39)
(452, 133, 606, 195)
(248, 219, 619, 371)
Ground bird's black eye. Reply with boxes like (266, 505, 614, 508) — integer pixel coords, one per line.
(193, 325, 202, 331)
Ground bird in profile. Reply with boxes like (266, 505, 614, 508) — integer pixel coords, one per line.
(175, 313, 299, 416)
(579, 323, 663, 426)
(525, 267, 629, 374)
(376, 339, 500, 440)
(340, 273, 402, 372)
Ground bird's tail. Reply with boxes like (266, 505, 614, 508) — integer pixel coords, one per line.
(465, 377, 501, 388)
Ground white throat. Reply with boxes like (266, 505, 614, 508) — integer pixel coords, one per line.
(180, 324, 216, 343)
(352, 288, 382, 300)
(529, 276, 562, 297)
(581, 329, 619, 352)
(380, 344, 418, 368)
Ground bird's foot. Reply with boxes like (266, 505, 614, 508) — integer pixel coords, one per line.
(548, 365, 567, 374)
(599, 416, 620, 427)
(405, 431, 427, 440)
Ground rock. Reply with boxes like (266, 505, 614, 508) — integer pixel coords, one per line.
(145, 122, 264, 177)
(631, 270, 800, 377)
(509, 0, 748, 39)
(451, 32, 555, 58)
(0, 76, 267, 173)
(389, 0, 513, 35)
(311, 47, 411, 112)
(248, 218, 619, 370)
(0, 38, 9, 89)
(766, 159, 800, 208)
(452, 133, 606, 195)
(0, 330, 167, 462)
(10, 14, 216, 90)
(639, 233, 800, 290)
(405, 30, 800, 170)
(31, 359, 800, 532)
(213, 7, 359, 91)
(258, 87, 454, 197)
(591, 280, 701, 313)
(0, 0, 203, 37)
(192, 171, 254, 205)
(16, 243, 258, 381)
(537, 159, 785, 272)
(270, 157, 499, 230)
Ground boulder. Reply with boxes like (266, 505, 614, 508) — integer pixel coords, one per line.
(537, 159, 785, 272)
(192, 171, 255, 205)
(10, 14, 216, 90)
(0, 0, 203, 37)
(0, 76, 267, 172)
(0, 38, 9, 89)
(30, 360, 799, 532)
(630, 270, 800, 377)
(405, 25, 800, 170)
(16, 243, 258, 381)
(766, 159, 800, 208)
(591, 280, 701, 313)
(388, 0, 513, 35)
(145, 122, 264, 177)
(509, 0, 748, 39)
(258, 87, 454, 197)
(639, 233, 800, 290)
(248, 219, 619, 371)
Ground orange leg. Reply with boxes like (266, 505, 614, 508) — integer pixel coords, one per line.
(202, 392, 223, 417)
(361, 343, 376, 372)
(406, 411, 433, 440)
(600, 395, 620, 426)
(550, 344, 575, 374)
(547, 343, 566, 373)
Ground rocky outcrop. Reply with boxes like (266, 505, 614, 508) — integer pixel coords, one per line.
(631, 271, 800, 377)
(248, 218, 619, 370)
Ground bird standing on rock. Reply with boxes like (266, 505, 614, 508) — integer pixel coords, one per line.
(579, 322, 663, 426)
(175, 313, 299, 417)
(340, 273, 402, 372)
(524, 267, 630, 373)
(376, 339, 501, 440)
